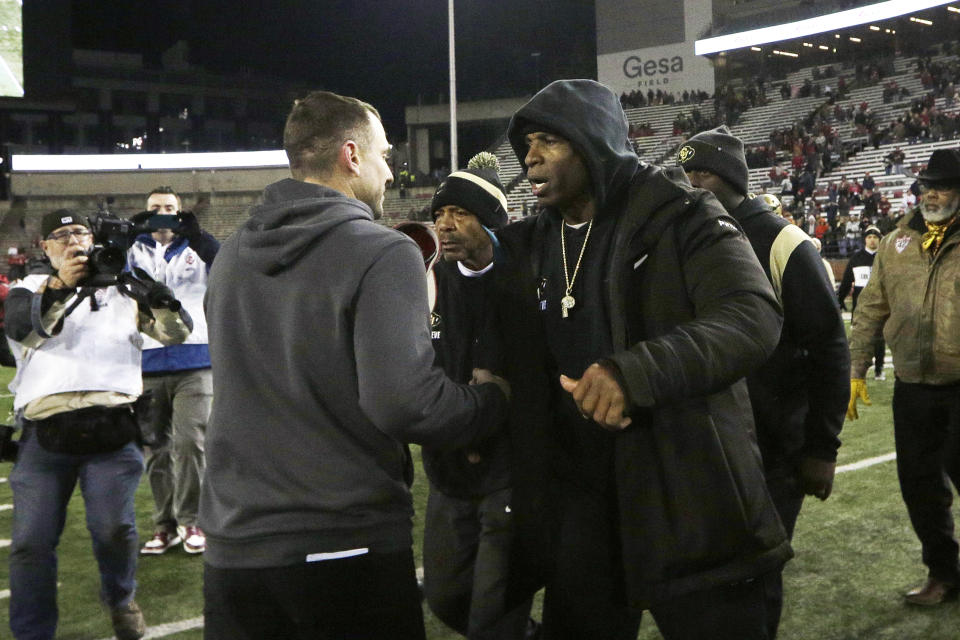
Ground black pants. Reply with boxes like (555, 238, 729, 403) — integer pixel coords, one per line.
(763, 467, 806, 639)
(423, 487, 531, 640)
(203, 548, 425, 640)
(540, 479, 772, 640)
(893, 379, 960, 585)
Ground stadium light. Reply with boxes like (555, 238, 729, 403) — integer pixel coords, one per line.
(773, 49, 799, 57)
(819, 45, 830, 50)
(850, 36, 862, 42)
(869, 25, 881, 30)
(948, 5, 960, 12)
(751, 46, 762, 51)
(695, 0, 954, 55)
(909, 16, 933, 24)
(11, 150, 290, 172)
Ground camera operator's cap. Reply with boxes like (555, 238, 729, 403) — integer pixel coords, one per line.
(677, 125, 750, 195)
(41, 209, 88, 238)
(864, 225, 882, 239)
(918, 149, 960, 188)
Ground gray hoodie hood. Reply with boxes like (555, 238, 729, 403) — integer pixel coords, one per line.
(239, 178, 373, 275)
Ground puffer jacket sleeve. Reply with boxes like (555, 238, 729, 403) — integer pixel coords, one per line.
(608, 199, 783, 408)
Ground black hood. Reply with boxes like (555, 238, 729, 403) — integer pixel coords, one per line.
(507, 79, 640, 214)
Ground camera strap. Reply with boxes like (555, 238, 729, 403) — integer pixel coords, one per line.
(64, 287, 99, 316)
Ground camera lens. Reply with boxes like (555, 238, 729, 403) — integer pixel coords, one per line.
(89, 246, 126, 276)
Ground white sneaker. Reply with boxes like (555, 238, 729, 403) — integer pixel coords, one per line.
(140, 529, 182, 555)
(178, 525, 206, 554)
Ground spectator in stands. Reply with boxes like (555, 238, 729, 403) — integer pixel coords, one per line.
(861, 172, 876, 192)
(498, 80, 789, 640)
(843, 214, 862, 256)
(5, 209, 194, 640)
(421, 154, 533, 639)
(127, 187, 219, 558)
(199, 91, 510, 639)
(815, 216, 831, 241)
(862, 188, 881, 221)
(681, 126, 848, 638)
(768, 163, 786, 186)
(887, 147, 906, 175)
(781, 174, 794, 199)
(7, 248, 27, 280)
(847, 148, 960, 606)
(837, 226, 885, 382)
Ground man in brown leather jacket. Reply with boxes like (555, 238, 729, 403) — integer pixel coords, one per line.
(848, 148, 960, 606)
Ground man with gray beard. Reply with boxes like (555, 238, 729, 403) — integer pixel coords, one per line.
(847, 148, 960, 606)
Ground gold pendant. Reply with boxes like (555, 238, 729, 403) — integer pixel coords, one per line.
(561, 294, 576, 318)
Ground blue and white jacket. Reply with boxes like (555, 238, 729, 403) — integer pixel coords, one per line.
(127, 232, 219, 373)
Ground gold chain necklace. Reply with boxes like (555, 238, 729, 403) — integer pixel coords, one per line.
(560, 219, 593, 318)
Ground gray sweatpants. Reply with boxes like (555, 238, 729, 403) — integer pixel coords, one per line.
(141, 369, 211, 529)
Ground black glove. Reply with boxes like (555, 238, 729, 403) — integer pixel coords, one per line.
(129, 210, 154, 227)
(178, 211, 201, 243)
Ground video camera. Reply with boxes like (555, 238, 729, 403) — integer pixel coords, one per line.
(83, 212, 181, 287)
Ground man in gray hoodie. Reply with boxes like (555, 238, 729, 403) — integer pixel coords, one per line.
(200, 91, 510, 640)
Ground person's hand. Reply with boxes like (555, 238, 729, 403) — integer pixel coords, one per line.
(53, 246, 89, 288)
(559, 362, 632, 431)
(178, 211, 202, 242)
(799, 457, 836, 500)
(846, 378, 871, 420)
(129, 210, 154, 227)
(121, 268, 182, 311)
(472, 368, 510, 402)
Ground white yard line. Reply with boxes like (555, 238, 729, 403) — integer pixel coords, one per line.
(94, 616, 204, 640)
(0, 588, 8, 600)
(837, 451, 896, 473)
(0, 539, 9, 548)
(0, 504, 12, 511)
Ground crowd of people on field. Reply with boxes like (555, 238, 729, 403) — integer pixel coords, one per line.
(3, 49, 960, 640)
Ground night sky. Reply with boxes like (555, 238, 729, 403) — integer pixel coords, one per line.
(71, 0, 597, 139)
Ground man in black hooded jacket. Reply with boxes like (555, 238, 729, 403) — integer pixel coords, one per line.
(492, 80, 791, 639)
(680, 125, 849, 638)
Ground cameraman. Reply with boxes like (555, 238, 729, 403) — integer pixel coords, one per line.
(4, 209, 193, 640)
(127, 187, 219, 557)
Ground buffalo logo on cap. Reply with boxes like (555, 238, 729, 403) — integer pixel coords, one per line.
(677, 145, 696, 165)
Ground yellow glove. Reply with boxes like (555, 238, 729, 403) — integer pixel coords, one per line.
(846, 378, 871, 421)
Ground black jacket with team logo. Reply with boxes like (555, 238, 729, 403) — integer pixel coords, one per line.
(421, 256, 511, 498)
(729, 196, 849, 469)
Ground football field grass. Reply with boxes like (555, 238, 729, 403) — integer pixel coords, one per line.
(0, 361, 958, 638)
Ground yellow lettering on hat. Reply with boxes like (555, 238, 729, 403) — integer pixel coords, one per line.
(678, 145, 695, 164)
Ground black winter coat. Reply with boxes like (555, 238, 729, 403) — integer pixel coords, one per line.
(493, 164, 792, 609)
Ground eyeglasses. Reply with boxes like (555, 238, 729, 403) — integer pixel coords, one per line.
(47, 229, 93, 244)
